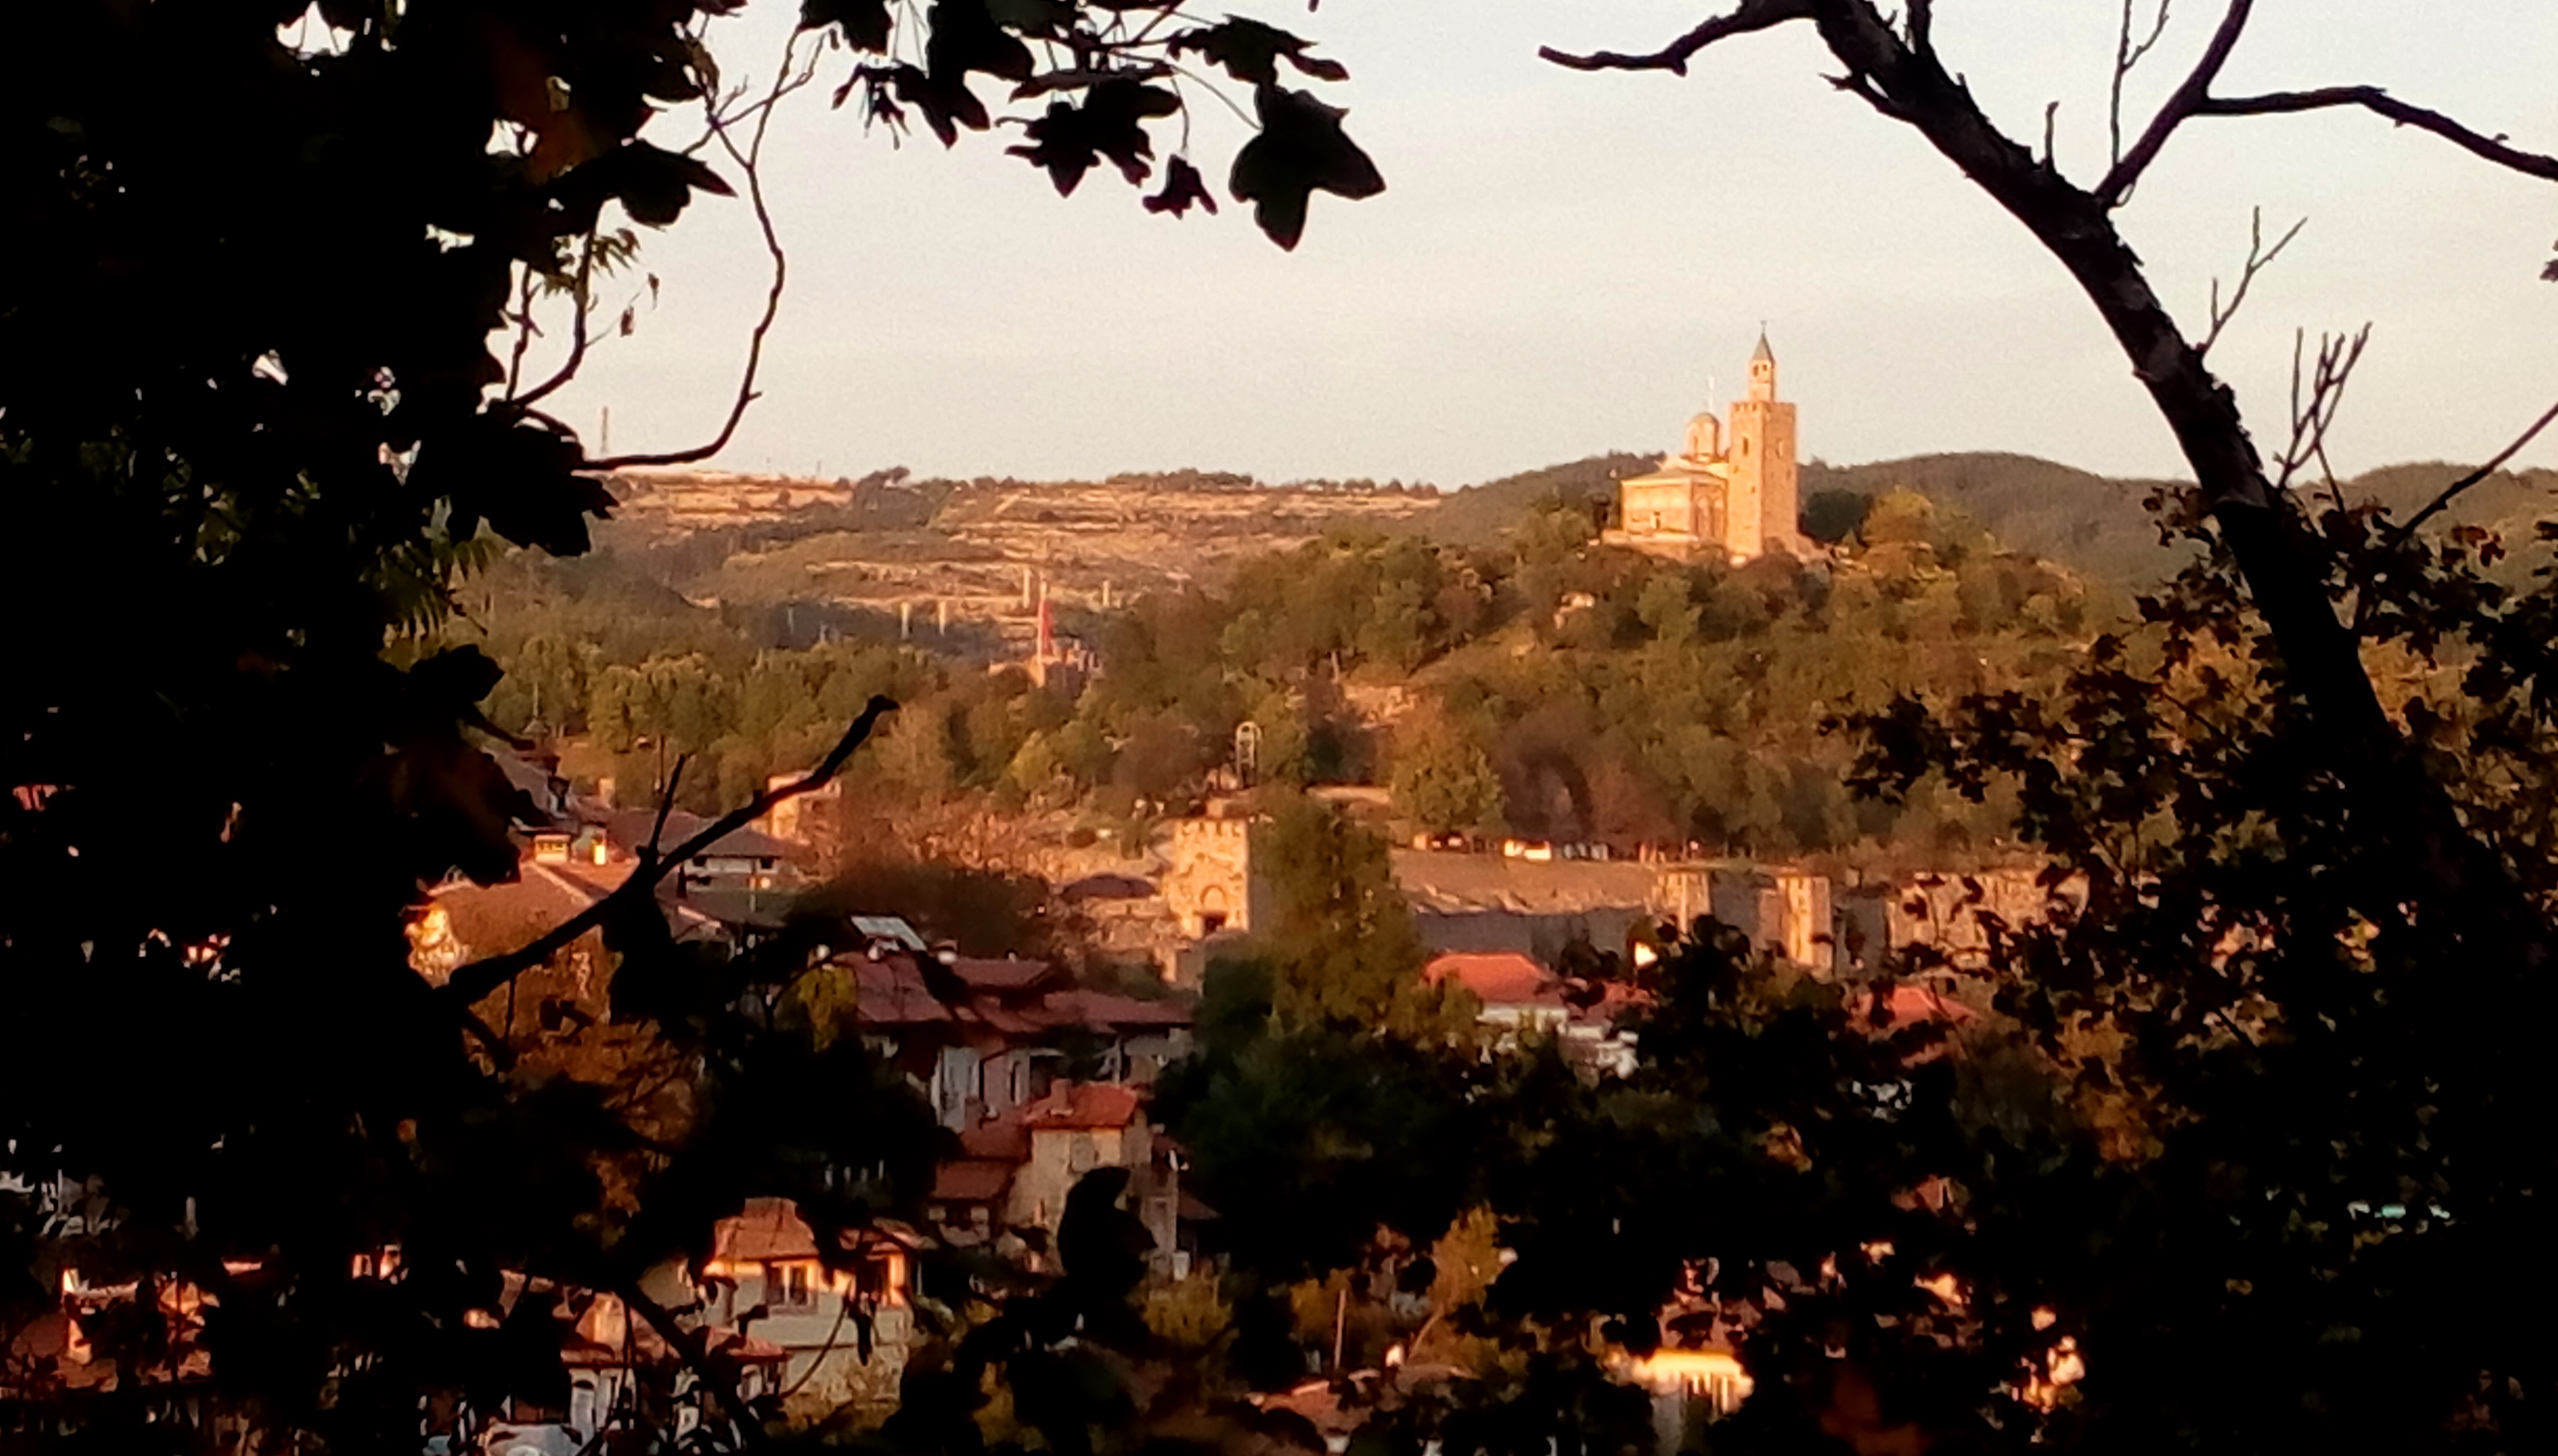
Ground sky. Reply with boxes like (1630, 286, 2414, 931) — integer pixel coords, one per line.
(545, 1, 2558, 489)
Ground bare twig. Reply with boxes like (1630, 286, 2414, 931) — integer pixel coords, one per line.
(2109, 0, 2172, 168)
(514, 231, 599, 409)
(2098, 0, 2254, 205)
(436, 697, 897, 1011)
(679, 30, 823, 159)
(2042, 100, 2061, 170)
(2199, 206, 2306, 356)
(1538, 0, 1813, 74)
(2269, 325, 2369, 504)
(2096, 1, 2558, 204)
(2386, 394, 2558, 545)
(1160, 62, 1258, 128)
(582, 31, 802, 472)
(503, 266, 542, 397)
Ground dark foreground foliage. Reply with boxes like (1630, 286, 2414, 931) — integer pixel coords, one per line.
(2, 0, 1376, 1449)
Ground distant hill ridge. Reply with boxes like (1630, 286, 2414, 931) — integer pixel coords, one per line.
(601, 453, 2553, 615)
(1426, 449, 2557, 585)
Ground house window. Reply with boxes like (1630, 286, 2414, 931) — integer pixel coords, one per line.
(771, 1262, 815, 1310)
(858, 1253, 900, 1305)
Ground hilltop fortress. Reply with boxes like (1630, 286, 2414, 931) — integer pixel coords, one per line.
(1604, 333, 1808, 563)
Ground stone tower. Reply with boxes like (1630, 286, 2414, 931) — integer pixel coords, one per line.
(1721, 331, 1799, 559)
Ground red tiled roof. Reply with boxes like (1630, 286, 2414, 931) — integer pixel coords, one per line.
(852, 955, 953, 1025)
(959, 1118, 1031, 1161)
(712, 1198, 820, 1263)
(1848, 983, 1979, 1029)
(931, 1159, 1016, 1204)
(968, 1003, 1050, 1037)
(1021, 1082, 1143, 1131)
(427, 865, 613, 963)
(709, 1198, 919, 1266)
(547, 858, 637, 895)
(948, 956, 1058, 992)
(601, 808, 797, 863)
(1036, 989, 1194, 1031)
(1425, 952, 1561, 1008)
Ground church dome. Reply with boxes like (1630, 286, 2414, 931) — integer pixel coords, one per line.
(1682, 409, 1723, 460)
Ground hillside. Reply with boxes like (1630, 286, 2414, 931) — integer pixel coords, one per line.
(1422, 450, 2193, 581)
(1822, 456, 2558, 584)
(576, 454, 2556, 667)
(470, 444, 2558, 860)
(1800, 453, 2187, 583)
(1419, 453, 1655, 545)
(598, 467, 1437, 652)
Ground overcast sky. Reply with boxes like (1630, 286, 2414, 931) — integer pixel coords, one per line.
(544, 1, 2558, 489)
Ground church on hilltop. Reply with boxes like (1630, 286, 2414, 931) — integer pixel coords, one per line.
(1603, 333, 1807, 563)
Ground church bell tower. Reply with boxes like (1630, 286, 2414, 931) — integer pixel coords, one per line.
(1722, 331, 1799, 559)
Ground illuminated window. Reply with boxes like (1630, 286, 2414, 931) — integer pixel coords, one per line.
(772, 1262, 815, 1310)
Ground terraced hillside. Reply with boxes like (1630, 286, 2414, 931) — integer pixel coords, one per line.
(603, 469, 1438, 644)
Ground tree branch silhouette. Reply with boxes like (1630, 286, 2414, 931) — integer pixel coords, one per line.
(513, 229, 601, 410)
(2097, 0, 2254, 204)
(437, 696, 897, 1012)
(2190, 87, 2558, 181)
(1538, 0, 2558, 977)
(618, 1279, 773, 1450)
(2109, 0, 2173, 168)
(2270, 325, 2369, 508)
(2386, 394, 2558, 547)
(583, 29, 806, 472)
(2198, 206, 2305, 357)
(2095, 1, 2558, 202)
(1538, 0, 1812, 75)
(648, 752, 692, 861)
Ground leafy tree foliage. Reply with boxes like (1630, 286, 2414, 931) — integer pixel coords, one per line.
(480, 508, 2091, 860)
(1243, 796, 1449, 1032)
(1152, 2, 2558, 1437)
(1, 0, 1379, 1446)
(1170, 504, 2558, 1443)
(1388, 711, 1507, 839)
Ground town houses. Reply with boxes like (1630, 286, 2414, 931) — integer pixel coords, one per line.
(10, 728, 2058, 1454)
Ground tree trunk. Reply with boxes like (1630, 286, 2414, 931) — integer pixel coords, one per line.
(1810, 0, 2543, 965)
